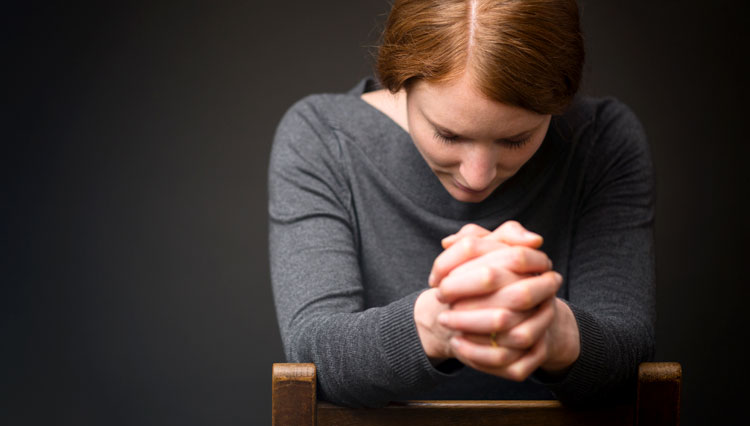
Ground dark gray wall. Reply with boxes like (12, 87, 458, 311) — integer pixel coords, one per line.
(2, 1, 746, 425)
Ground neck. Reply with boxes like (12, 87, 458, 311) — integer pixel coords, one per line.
(361, 89, 410, 133)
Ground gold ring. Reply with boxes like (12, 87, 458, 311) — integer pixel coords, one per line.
(489, 332, 498, 348)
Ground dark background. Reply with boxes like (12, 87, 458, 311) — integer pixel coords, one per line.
(2, 1, 747, 424)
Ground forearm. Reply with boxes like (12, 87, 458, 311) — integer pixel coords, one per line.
(534, 300, 654, 404)
(281, 290, 453, 407)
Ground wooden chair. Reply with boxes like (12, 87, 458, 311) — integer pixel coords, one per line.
(272, 362, 681, 426)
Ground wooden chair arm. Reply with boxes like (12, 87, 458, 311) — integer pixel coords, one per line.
(272, 362, 682, 426)
(636, 362, 682, 426)
(316, 400, 633, 426)
(272, 363, 316, 426)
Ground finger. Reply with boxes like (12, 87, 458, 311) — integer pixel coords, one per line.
(437, 249, 555, 303)
(429, 237, 507, 288)
(493, 298, 555, 349)
(499, 335, 549, 382)
(453, 334, 549, 382)
(437, 308, 529, 334)
(495, 272, 562, 311)
(437, 263, 506, 303)
(487, 220, 544, 249)
(441, 223, 491, 249)
(451, 271, 562, 311)
(448, 245, 552, 281)
(449, 335, 525, 367)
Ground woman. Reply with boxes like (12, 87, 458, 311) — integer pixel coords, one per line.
(269, 0, 654, 408)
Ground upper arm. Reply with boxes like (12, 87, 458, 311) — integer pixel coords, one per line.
(268, 100, 363, 353)
(567, 99, 656, 347)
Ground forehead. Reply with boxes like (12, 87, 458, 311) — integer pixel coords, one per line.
(408, 73, 544, 136)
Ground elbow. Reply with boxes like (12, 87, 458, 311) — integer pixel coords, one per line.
(280, 327, 386, 408)
(316, 369, 391, 408)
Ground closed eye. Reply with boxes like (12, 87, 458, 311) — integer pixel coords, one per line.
(434, 130, 531, 149)
(433, 131, 461, 144)
(502, 136, 531, 149)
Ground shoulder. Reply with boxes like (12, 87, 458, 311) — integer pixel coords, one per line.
(556, 96, 654, 208)
(276, 93, 359, 140)
(271, 93, 359, 167)
(268, 94, 363, 211)
(275, 89, 388, 152)
(560, 96, 643, 139)
(563, 96, 647, 151)
(559, 96, 650, 171)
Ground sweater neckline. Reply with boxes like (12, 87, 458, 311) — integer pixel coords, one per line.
(344, 77, 567, 221)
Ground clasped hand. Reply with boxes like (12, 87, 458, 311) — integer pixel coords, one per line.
(414, 221, 580, 381)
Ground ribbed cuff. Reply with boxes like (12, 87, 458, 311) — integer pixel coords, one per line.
(378, 289, 458, 396)
(533, 301, 610, 405)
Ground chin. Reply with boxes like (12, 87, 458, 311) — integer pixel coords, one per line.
(447, 188, 491, 203)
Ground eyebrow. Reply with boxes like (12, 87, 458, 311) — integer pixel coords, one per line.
(429, 118, 534, 141)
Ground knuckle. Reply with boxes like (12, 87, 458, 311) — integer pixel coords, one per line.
(491, 309, 505, 331)
(491, 348, 508, 365)
(494, 268, 513, 287)
(481, 266, 495, 289)
(516, 366, 532, 381)
(512, 329, 534, 348)
(461, 223, 481, 235)
(501, 220, 520, 231)
(511, 285, 533, 309)
(509, 246, 527, 269)
(505, 365, 526, 382)
(461, 236, 478, 256)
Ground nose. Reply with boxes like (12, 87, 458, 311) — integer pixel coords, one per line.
(458, 143, 498, 191)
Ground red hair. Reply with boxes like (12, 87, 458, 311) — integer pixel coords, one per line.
(376, 0, 584, 114)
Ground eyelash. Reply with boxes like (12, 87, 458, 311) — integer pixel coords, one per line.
(433, 132, 460, 144)
(433, 131, 531, 149)
(503, 137, 532, 149)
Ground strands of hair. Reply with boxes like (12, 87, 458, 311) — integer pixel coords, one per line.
(467, 0, 478, 51)
(377, 0, 584, 114)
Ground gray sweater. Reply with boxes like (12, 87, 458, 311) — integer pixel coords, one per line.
(268, 78, 655, 407)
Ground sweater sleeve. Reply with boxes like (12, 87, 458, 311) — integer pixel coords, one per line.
(268, 98, 455, 407)
(536, 99, 656, 404)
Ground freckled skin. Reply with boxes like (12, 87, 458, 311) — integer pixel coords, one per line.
(405, 73, 552, 203)
(363, 74, 579, 380)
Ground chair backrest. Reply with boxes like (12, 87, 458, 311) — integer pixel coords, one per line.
(271, 362, 681, 426)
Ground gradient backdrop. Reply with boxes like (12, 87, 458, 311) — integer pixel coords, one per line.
(3, 1, 748, 425)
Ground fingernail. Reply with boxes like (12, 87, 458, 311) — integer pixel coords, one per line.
(437, 312, 449, 325)
(450, 337, 461, 348)
(525, 231, 539, 239)
(428, 273, 436, 287)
